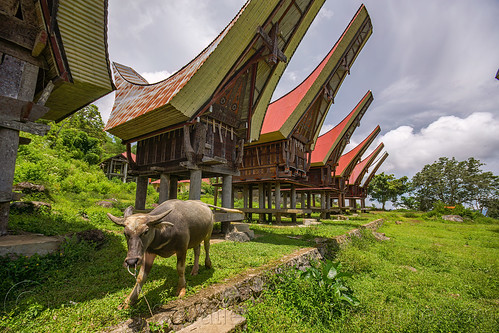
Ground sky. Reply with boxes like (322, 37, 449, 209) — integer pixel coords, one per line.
(95, 0, 499, 179)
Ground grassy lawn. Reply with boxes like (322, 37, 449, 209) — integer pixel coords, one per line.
(242, 213, 499, 332)
(0, 198, 364, 332)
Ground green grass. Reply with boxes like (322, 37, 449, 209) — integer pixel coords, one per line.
(241, 215, 499, 332)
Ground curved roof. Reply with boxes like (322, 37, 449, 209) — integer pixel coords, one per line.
(310, 90, 373, 167)
(349, 143, 384, 185)
(40, 0, 114, 121)
(362, 152, 389, 188)
(335, 125, 380, 178)
(105, 0, 326, 142)
(258, 4, 372, 143)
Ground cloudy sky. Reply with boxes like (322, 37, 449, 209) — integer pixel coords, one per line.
(95, 0, 499, 179)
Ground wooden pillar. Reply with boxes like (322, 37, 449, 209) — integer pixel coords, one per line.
(300, 192, 305, 209)
(267, 183, 272, 222)
(326, 192, 331, 219)
(307, 191, 312, 217)
(349, 198, 357, 212)
(0, 127, 19, 235)
(243, 185, 249, 208)
(248, 184, 253, 221)
(258, 183, 265, 223)
(135, 176, 148, 210)
(169, 176, 178, 199)
(291, 185, 297, 223)
(275, 182, 281, 224)
(221, 175, 232, 234)
(283, 192, 288, 209)
(320, 191, 326, 220)
(158, 173, 170, 203)
(123, 161, 128, 183)
(338, 192, 345, 210)
(0, 59, 38, 235)
(189, 169, 202, 200)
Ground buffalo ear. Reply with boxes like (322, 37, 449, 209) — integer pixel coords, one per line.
(107, 213, 125, 226)
(123, 206, 134, 218)
(147, 209, 173, 226)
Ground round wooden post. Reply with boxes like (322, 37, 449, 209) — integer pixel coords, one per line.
(158, 173, 170, 203)
(169, 176, 178, 199)
(275, 182, 281, 224)
(221, 175, 232, 234)
(189, 169, 202, 200)
(258, 183, 265, 223)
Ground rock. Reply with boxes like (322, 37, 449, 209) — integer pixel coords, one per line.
(10, 201, 51, 213)
(225, 231, 250, 242)
(95, 200, 114, 208)
(372, 232, 390, 241)
(13, 182, 45, 193)
(395, 221, 403, 225)
(442, 215, 464, 222)
(403, 265, 417, 272)
(228, 223, 254, 240)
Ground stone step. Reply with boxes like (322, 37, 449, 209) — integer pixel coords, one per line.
(0, 234, 63, 257)
(176, 309, 246, 333)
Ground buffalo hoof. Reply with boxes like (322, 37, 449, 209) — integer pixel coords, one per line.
(177, 287, 186, 298)
(190, 267, 199, 276)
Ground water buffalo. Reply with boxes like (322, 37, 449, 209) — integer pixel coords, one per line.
(107, 199, 240, 308)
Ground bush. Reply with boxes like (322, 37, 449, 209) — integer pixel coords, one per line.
(425, 201, 479, 220)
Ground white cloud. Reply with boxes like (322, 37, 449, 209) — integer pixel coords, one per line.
(377, 112, 499, 177)
(140, 70, 172, 84)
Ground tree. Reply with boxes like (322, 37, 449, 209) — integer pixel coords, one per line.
(367, 173, 409, 210)
(410, 157, 498, 212)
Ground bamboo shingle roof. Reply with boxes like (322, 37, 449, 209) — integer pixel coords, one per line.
(258, 5, 372, 144)
(105, 0, 326, 142)
(310, 90, 373, 167)
(335, 125, 380, 178)
(40, 0, 114, 121)
(349, 143, 384, 185)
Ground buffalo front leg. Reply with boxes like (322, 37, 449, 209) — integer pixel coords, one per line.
(176, 251, 187, 297)
(121, 252, 156, 309)
(191, 244, 200, 276)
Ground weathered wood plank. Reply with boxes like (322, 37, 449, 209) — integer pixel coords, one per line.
(0, 119, 50, 136)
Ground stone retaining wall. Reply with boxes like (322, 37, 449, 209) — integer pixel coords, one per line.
(107, 219, 384, 332)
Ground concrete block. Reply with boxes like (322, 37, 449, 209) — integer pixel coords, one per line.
(0, 234, 63, 257)
(177, 309, 246, 333)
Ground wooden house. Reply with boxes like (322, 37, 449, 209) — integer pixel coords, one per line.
(233, 5, 372, 223)
(345, 143, 385, 210)
(0, 0, 113, 234)
(100, 152, 136, 183)
(332, 125, 380, 208)
(104, 0, 327, 231)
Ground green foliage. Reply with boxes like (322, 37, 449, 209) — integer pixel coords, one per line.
(300, 260, 359, 307)
(244, 261, 358, 332)
(411, 157, 498, 212)
(367, 173, 409, 209)
(0, 236, 99, 299)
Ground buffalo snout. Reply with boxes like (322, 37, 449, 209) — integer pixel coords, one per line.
(125, 257, 141, 267)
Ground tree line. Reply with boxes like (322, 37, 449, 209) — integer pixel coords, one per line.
(367, 157, 499, 217)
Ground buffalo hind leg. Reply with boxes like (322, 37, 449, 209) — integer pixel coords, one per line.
(204, 236, 212, 269)
(121, 252, 156, 309)
(176, 251, 187, 297)
(190, 244, 200, 276)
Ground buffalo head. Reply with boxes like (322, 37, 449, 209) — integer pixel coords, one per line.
(107, 206, 173, 267)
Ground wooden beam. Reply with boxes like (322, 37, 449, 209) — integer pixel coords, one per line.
(0, 119, 50, 136)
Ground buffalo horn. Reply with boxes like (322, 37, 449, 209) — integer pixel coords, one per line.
(147, 209, 173, 226)
(107, 213, 126, 226)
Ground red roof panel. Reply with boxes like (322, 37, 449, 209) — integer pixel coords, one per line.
(335, 125, 380, 177)
(310, 90, 372, 165)
(349, 143, 384, 185)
